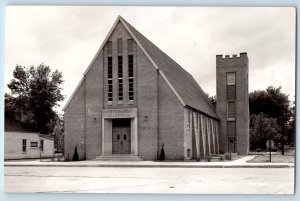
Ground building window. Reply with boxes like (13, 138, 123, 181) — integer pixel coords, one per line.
(127, 39, 134, 53)
(40, 139, 44, 151)
(117, 38, 122, 54)
(128, 55, 134, 101)
(30, 141, 38, 148)
(227, 72, 236, 85)
(227, 101, 236, 120)
(107, 57, 113, 102)
(187, 110, 191, 130)
(22, 139, 27, 153)
(227, 85, 236, 100)
(107, 41, 112, 55)
(227, 121, 236, 137)
(187, 149, 191, 159)
(195, 114, 198, 130)
(118, 56, 123, 101)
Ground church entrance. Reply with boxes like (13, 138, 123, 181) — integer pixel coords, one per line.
(112, 119, 131, 154)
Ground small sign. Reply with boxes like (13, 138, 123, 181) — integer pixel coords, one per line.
(266, 140, 275, 149)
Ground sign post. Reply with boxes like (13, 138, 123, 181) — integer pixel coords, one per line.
(266, 140, 274, 162)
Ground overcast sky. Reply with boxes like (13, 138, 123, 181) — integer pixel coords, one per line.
(5, 6, 295, 113)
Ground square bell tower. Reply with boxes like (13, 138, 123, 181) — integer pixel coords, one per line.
(216, 53, 249, 155)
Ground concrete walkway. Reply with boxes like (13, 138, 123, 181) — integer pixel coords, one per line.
(4, 155, 294, 168)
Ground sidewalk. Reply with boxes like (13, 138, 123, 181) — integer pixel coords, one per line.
(4, 155, 294, 168)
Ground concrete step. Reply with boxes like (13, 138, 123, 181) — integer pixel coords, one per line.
(95, 155, 143, 161)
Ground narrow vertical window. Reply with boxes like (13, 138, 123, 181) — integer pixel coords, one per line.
(128, 55, 134, 101)
(195, 114, 198, 130)
(118, 56, 123, 101)
(107, 41, 112, 55)
(227, 72, 236, 120)
(187, 110, 191, 130)
(22, 139, 27, 153)
(40, 139, 44, 151)
(227, 101, 236, 120)
(127, 39, 134, 53)
(117, 38, 122, 54)
(107, 57, 113, 102)
(227, 72, 236, 100)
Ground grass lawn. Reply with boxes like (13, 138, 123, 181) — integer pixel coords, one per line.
(248, 153, 294, 163)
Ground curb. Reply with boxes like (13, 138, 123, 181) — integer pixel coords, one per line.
(4, 163, 294, 168)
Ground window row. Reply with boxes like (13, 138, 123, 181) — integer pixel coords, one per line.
(107, 55, 134, 102)
(186, 110, 217, 132)
(226, 72, 236, 120)
(107, 39, 134, 55)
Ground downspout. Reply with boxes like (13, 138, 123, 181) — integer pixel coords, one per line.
(157, 69, 160, 160)
(84, 75, 87, 160)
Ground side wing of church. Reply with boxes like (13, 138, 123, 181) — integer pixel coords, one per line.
(63, 16, 249, 161)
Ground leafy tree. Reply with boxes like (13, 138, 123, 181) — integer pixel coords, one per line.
(53, 115, 64, 153)
(205, 92, 216, 109)
(249, 86, 292, 154)
(6, 64, 64, 134)
(286, 101, 295, 145)
(250, 113, 280, 150)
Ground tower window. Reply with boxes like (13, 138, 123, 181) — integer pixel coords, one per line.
(107, 41, 112, 55)
(227, 85, 236, 100)
(128, 55, 134, 101)
(107, 57, 113, 102)
(227, 121, 236, 137)
(127, 39, 134, 53)
(118, 56, 123, 101)
(227, 101, 236, 120)
(117, 38, 122, 54)
(227, 72, 236, 85)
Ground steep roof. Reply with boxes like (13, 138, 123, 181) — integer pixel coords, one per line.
(63, 16, 218, 119)
(120, 17, 218, 119)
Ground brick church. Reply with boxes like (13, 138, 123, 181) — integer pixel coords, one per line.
(63, 16, 249, 161)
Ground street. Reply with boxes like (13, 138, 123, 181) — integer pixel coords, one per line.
(4, 166, 294, 194)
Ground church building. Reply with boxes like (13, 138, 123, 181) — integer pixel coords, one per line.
(63, 16, 249, 161)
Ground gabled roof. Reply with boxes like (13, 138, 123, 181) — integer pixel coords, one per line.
(63, 16, 218, 119)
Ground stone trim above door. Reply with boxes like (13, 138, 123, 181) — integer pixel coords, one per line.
(101, 108, 138, 156)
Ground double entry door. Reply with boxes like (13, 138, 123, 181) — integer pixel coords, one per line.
(112, 126, 131, 154)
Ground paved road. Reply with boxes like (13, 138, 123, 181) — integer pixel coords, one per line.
(4, 166, 294, 194)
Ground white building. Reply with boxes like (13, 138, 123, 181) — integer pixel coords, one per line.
(5, 118, 55, 160)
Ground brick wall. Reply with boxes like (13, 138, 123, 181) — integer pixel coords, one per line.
(85, 42, 104, 160)
(158, 75, 184, 160)
(64, 80, 86, 160)
(136, 41, 159, 160)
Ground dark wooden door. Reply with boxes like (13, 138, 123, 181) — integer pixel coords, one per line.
(228, 137, 235, 153)
(112, 127, 131, 154)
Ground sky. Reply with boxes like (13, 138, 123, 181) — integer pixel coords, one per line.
(5, 6, 296, 113)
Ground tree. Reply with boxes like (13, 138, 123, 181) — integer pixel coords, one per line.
(6, 64, 64, 134)
(205, 92, 216, 109)
(250, 113, 280, 150)
(249, 86, 292, 154)
(286, 100, 295, 145)
(53, 115, 64, 153)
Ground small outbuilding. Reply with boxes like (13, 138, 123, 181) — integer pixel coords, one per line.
(4, 118, 55, 160)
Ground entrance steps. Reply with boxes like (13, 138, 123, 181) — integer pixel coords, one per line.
(95, 155, 143, 161)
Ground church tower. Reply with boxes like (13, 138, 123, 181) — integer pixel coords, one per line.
(216, 53, 249, 155)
